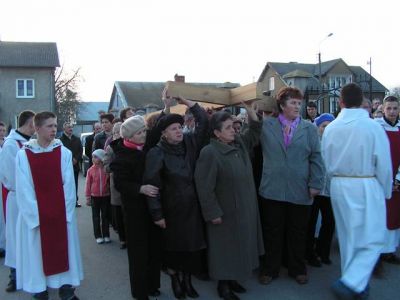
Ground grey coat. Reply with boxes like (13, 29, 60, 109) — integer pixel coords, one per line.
(259, 117, 324, 205)
(194, 121, 264, 280)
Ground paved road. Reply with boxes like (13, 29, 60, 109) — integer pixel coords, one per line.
(1, 173, 399, 299)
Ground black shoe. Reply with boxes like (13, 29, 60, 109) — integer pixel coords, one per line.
(148, 289, 161, 297)
(32, 290, 49, 299)
(193, 271, 210, 281)
(373, 257, 385, 279)
(307, 255, 322, 267)
(182, 273, 199, 298)
(381, 253, 400, 265)
(331, 280, 357, 300)
(217, 280, 240, 300)
(0, 249, 5, 258)
(5, 279, 16, 293)
(170, 273, 185, 299)
(75, 203, 82, 208)
(321, 257, 332, 265)
(120, 242, 127, 249)
(228, 281, 246, 293)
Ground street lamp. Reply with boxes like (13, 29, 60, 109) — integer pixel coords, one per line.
(318, 33, 334, 96)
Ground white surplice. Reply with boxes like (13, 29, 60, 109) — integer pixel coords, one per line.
(0, 130, 28, 268)
(375, 117, 400, 253)
(0, 146, 5, 250)
(322, 108, 392, 293)
(15, 139, 83, 293)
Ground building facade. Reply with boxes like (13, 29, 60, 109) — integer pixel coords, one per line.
(258, 58, 388, 114)
(0, 41, 59, 128)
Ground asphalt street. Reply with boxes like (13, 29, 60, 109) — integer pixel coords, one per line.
(1, 173, 399, 299)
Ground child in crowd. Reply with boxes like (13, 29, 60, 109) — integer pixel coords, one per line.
(306, 113, 336, 267)
(85, 149, 111, 244)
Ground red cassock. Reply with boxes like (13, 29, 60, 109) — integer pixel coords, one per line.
(386, 130, 400, 229)
(25, 146, 69, 276)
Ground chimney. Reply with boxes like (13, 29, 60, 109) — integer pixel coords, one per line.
(174, 73, 185, 83)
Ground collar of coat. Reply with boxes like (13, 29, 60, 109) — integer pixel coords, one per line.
(210, 138, 240, 154)
(264, 117, 308, 152)
(24, 138, 63, 152)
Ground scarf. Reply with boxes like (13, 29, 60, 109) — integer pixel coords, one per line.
(123, 139, 144, 151)
(278, 114, 300, 148)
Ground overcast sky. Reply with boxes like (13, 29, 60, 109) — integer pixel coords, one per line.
(0, 0, 398, 101)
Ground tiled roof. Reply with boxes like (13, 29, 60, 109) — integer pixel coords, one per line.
(268, 62, 315, 77)
(268, 59, 342, 78)
(349, 66, 388, 92)
(0, 41, 60, 67)
(260, 59, 387, 93)
(283, 69, 314, 78)
(77, 102, 109, 121)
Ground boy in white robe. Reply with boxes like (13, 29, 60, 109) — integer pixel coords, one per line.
(375, 96, 400, 265)
(322, 83, 392, 299)
(0, 110, 35, 293)
(0, 120, 6, 258)
(15, 112, 83, 300)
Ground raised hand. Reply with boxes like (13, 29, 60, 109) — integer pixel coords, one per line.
(241, 101, 258, 121)
(175, 96, 195, 108)
(162, 86, 174, 112)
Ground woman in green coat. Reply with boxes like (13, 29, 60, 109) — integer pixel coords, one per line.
(194, 104, 264, 300)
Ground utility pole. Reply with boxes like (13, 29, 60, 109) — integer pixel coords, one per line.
(318, 33, 333, 108)
(367, 57, 372, 100)
(318, 52, 322, 96)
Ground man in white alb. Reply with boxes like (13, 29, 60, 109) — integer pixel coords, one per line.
(322, 83, 392, 299)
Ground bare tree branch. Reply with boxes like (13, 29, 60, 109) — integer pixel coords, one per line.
(54, 65, 83, 128)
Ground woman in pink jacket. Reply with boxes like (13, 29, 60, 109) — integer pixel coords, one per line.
(85, 149, 111, 244)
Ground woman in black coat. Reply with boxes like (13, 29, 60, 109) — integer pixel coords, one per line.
(110, 115, 161, 300)
(144, 97, 208, 299)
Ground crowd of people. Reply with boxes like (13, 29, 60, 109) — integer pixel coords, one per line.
(0, 83, 399, 300)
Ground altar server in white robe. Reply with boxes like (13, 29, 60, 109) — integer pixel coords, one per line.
(15, 111, 83, 300)
(322, 83, 392, 299)
(375, 96, 400, 264)
(0, 110, 35, 293)
(0, 121, 6, 258)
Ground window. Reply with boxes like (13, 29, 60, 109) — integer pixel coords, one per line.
(329, 97, 337, 114)
(269, 77, 275, 91)
(328, 75, 352, 90)
(16, 79, 35, 98)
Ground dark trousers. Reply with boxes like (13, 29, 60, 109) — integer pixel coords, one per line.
(306, 195, 335, 260)
(112, 205, 126, 243)
(259, 198, 310, 277)
(123, 200, 162, 299)
(91, 196, 110, 239)
(9, 267, 16, 281)
(73, 169, 79, 204)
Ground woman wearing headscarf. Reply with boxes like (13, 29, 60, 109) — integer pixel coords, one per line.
(305, 113, 336, 267)
(110, 115, 162, 300)
(194, 103, 264, 300)
(144, 96, 208, 299)
(258, 87, 324, 285)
